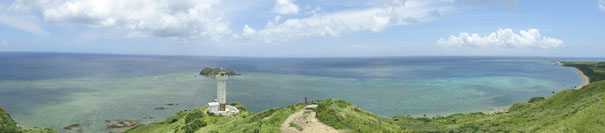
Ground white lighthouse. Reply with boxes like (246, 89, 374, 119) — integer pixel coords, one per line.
(216, 70, 228, 111)
(207, 68, 239, 115)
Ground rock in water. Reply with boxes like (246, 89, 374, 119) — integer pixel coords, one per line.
(122, 120, 138, 126)
(63, 124, 81, 130)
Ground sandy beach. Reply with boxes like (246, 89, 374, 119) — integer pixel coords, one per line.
(556, 61, 590, 90)
(571, 67, 590, 89)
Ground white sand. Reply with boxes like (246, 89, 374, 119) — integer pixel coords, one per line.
(556, 61, 590, 90)
(571, 67, 590, 90)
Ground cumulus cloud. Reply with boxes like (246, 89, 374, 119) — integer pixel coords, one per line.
(273, 0, 299, 15)
(242, 24, 256, 36)
(600, 0, 605, 11)
(6, 0, 230, 41)
(246, 0, 453, 43)
(437, 28, 564, 49)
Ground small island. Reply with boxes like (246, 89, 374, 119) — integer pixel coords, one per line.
(199, 67, 239, 77)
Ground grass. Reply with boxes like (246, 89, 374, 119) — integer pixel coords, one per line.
(315, 98, 405, 133)
(126, 103, 304, 133)
(394, 80, 605, 132)
(289, 122, 303, 131)
(393, 61, 605, 132)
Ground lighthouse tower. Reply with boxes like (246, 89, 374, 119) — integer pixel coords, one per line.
(216, 69, 228, 111)
(207, 68, 239, 116)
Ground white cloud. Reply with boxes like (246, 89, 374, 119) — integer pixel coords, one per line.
(273, 0, 299, 15)
(437, 28, 564, 49)
(6, 0, 230, 41)
(247, 0, 453, 43)
(600, 0, 605, 11)
(2, 41, 7, 45)
(242, 24, 256, 36)
(0, 5, 49, 36)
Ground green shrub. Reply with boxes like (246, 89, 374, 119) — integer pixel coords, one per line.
(0, 125, 19, 133)
(230, 102, 247, 111)
(182, 109, 207, 133)
(183, 119, 206, 133)
(185, 110, 204, 123)
(289, 122, 303, 131)
(528, 97, 545, 103)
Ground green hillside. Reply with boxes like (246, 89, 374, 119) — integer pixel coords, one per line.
(561, 62, 605, 83)
(127, 102, 303, 133)
(395, 80, 605, 132)
(0, 106, 56, 133)
(315, 98, 405, 132)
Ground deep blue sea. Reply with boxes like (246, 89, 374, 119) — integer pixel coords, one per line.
(0, 52, 597, 132)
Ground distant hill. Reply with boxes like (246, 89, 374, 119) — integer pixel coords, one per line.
(561, 62, 605, 83)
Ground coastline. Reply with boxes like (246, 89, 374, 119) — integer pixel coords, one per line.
(555, 61, 590, 90)
(571, 67, 590, 89)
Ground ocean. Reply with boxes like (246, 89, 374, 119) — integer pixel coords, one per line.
(0, 52, 592, 132)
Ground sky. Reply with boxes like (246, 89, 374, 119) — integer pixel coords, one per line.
(0, 0, 604, 57)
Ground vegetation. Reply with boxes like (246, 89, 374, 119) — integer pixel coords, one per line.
(562, 62, 605, 83)
(394, 80, 605, 132)
(0, 106, 57, 133)
(393, 61, 605, 132)
(126, 103, 304, 133)
(182, 109, 207, 133)
(199, 67, 239, 76)
(315, 98, 405, 132)
(230, 102, 247, 112)
(528, 96, 546, 103)
(288, 122, 303, 131)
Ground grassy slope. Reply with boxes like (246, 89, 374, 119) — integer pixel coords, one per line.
(0, 106, 57, 133)
(395, 61, 605, 132)
(315, 98, 406, 133)
(395, 80, 605, 132)
(127, 103, 304, 133)
(128, 100, 406, 133)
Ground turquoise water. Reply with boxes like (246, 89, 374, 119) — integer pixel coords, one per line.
(0, 53, 589, 132)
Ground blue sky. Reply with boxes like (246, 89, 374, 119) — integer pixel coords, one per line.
(0, 0, 604, 57)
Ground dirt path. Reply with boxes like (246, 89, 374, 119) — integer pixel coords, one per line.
(280, 105, 346, 133)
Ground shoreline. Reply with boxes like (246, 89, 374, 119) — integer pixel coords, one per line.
(571, 67, 590, 89)
(555, 61, 590, 90)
